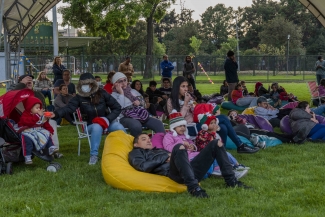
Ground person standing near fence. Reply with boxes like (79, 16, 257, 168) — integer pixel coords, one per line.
(118, 56, 134, 82)
(315, 56, 325, 85)
(183, 55, 196, 89)
(52, 56, 66, 84)
(224, 50, 239, 102)
(160, 54, 174, 86)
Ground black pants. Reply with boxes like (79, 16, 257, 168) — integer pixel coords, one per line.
(168, 140, 235, 192)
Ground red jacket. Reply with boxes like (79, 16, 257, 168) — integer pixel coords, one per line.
(104, 83, 113, 94)
(18, 96, 54, 134)
(231, 90, 243, 104)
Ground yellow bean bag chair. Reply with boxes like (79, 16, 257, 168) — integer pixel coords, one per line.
(101, 130, 187, 193)
(242, 106, 256, 115)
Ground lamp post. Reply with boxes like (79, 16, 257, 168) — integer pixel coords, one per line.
(287, 34, 290, 75)
(235, 16, 240, 71)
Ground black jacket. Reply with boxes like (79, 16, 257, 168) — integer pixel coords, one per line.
(224, 58, 239, 83)
(52, 64, 66, 84)
(145, 88, 165, 102)
(54, 79, 121, 125)
(128, 147, 170, 176)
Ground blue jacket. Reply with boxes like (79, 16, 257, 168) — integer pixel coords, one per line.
(160, 60, 174, 78)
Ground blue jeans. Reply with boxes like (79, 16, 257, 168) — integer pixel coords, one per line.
(41, 90, 52, 105)
(216, 115, 242, 147)
(87, 121, 126, 156)
(311, 105, 325, 116)
(308, 124, 325, 140)
(316, 74, 325, 85)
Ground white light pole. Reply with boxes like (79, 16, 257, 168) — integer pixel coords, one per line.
(287, 34, 290, 75)
(235, 16, 240, 71)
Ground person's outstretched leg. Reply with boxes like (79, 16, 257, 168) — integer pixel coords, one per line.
(217, 115, 259, 154)
(168, 144, 208, 198)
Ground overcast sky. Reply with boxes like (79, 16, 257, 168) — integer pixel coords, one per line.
(47, 0, 255, 27)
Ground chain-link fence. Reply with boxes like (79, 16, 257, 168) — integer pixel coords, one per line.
(21, 54, 322, 82)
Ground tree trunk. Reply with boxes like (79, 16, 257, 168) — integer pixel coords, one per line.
(144, 16, 154, 79)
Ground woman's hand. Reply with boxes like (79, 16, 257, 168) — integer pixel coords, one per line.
(49, 112, 55, 118)
(133, 100, 140, 106)
(184, 92, 192, 103)
(114, 83, 124, 94)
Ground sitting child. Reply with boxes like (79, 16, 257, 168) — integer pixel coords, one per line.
(129, 133, 250, 198)
(239, 81, 248, 96)
(228, 110, 255, 129)
(231, 83, 258, 107)
(196, 113, 249, 178)
(18, 96, 59, 164)
(255, 82, 270, 97)
(254, 96, 281, 127)
(163, 110, 248, 179)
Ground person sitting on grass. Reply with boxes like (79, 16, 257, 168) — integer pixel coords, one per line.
(129, 132, 251, 198)
(239, 80, 248, 96)
(18, 97, 58, 164)
(254, 96, 281, 128)
(220, 80, 229, 97)
(158, 77, 172, 97)
(103, 71, 115, 94)
(53, 69, 76, 97)
(196, 113, 250, 178)
(254, 82, 270, 97)
(312, 78, 325, 106)
(231, 83, 258, 107)
(53, 84, 74, 125)
(94, 76, 103, 89)
(289, 101, 325, 143)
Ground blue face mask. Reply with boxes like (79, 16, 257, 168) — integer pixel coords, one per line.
(81, 85, 91, 93)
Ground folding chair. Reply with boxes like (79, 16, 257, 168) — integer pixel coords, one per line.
(73, 108, 91, 156)
(306, 81, 321, 106)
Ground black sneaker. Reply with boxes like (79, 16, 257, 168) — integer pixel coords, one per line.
(237, 144, 259, 154)
(190, 187, 209, 198)
(227, 180, 252, 189)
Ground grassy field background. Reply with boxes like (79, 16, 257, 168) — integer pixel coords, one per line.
(1, 80, 324, 217)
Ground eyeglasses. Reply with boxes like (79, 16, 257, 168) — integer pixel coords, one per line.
(117, 79, 127, 83)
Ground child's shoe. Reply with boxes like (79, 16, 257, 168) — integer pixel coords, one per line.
(49, 146, 59, 155)
(234, 170, 248, 180)
(25, 155, 33, 164)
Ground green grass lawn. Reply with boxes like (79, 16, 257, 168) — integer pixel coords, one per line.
(0, 82, 324, 217)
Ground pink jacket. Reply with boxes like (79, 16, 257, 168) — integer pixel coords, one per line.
(162, 132, 199, 161)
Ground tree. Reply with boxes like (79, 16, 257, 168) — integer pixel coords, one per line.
(164, 22, 200, 55)
(259, 16, 304, 55)
(154, 9, 178, 43)
(200, 4, 234, 51)
(189, 36, 202, 55)
(306, 33, 325, 55)
(89, 21, 147, 56)
(215, 38, 238, 56)
(59, 0, 175, 78)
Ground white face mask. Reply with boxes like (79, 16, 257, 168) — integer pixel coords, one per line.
(97, 81, 101, 86)
(81, 85, 91, 93)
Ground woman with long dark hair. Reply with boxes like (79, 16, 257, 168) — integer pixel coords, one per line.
(167, 76, 259, 154)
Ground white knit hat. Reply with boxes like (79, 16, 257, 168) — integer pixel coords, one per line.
(169, 110, 189, 139)
(112, 72, 127, 84)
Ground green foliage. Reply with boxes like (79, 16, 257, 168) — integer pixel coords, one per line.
(306, 33, 325, 55)
(153, 37, 166, 56)
(200, 4, 234, 52)
(215, 38, 238, 56)
(259, 16, 304, 55)
(164, 22, 201, 55)
(89, 21, 147, 56)
(189, 36, 202, 55)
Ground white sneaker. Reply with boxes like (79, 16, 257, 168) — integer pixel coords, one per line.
(89, 155, 98, 165)
(234, 164, 251, 171)
(24, 155, 33, 164)
(234, 170, 248, 180)
(49, 146, 59, 155)
(211, 169, 222, 177)
(256, 141, 266, 149)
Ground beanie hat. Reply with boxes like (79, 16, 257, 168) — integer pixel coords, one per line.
(23, 96, 42, 112)
(79, 73, 95, 81)
(92, 117, 110, 131)
(211, 104, 220, 114)
(112, 72, 127, 84)
(169, 110, 189, 139)
(197, 114, 218, 131)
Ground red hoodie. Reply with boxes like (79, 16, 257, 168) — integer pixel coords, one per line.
(18, 96, 54, 134)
